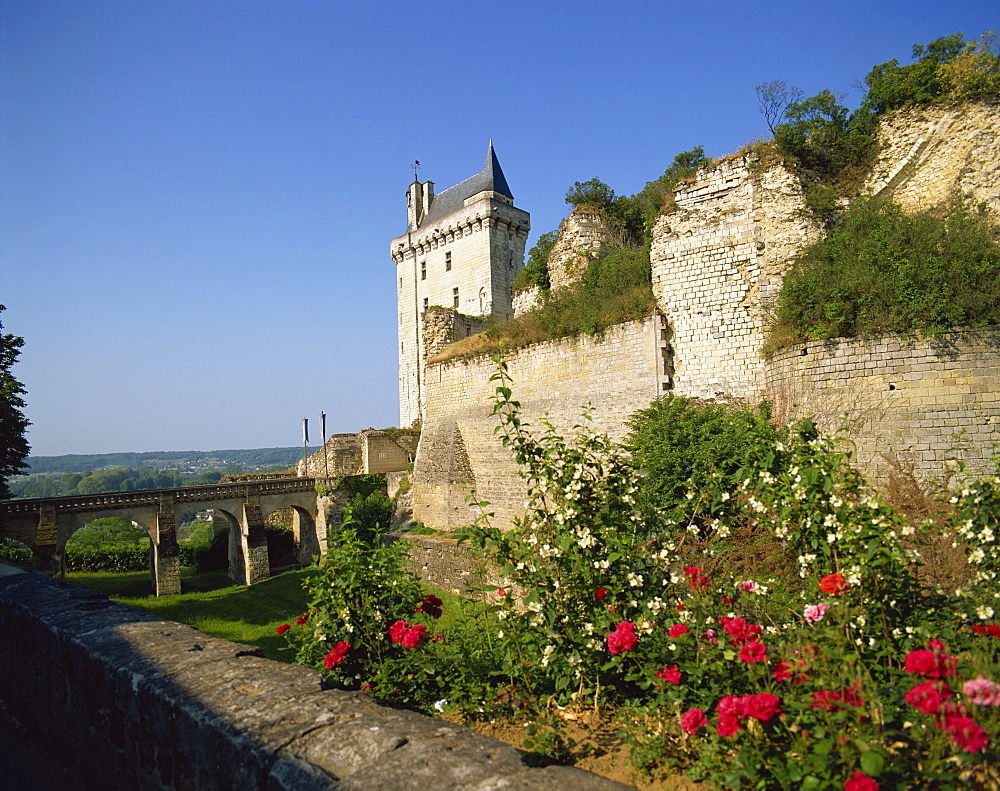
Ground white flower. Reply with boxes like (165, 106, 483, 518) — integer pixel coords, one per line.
(976, 605, 995, 620)
(433, 699, 447, 712)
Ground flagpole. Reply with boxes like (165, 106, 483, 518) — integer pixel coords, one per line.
(321, 411, 329, 478)
(302, 417, 309, 475)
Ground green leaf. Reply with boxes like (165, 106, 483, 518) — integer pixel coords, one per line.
(860, 751, 884, 776)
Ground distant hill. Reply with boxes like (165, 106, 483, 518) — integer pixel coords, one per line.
(25, 447, 319, 475)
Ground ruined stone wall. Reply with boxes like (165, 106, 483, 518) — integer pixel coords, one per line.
(650, 157, 821, 401)
(412, 316, 667, 530)
(512, 283, 541, 316)
(547, 207, 607, 291)
(862, 100, 1000, 217)
(765, 329, 1000, 484)
(422, 306, 486, 358)
(0, 564, 624, 791)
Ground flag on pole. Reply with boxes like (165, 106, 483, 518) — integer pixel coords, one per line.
(320, 411, 326, 440)
(302, 418, 309, 444)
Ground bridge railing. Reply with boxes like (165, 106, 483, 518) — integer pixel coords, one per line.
(0, 477, 343, 515)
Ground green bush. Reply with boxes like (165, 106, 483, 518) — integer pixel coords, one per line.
(625, 395, 780, 519)
(64, 543, 199, 572)
(0, 537, 32, 567)
(347, 490, 394, 545)
(511, 230, 556, 292)
(768, 197, 1000, 348)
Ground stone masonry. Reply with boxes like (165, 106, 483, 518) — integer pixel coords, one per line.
(412, 316, 668, 530)
(650, 155, 821, 401)
(765, 328, 1000, 483)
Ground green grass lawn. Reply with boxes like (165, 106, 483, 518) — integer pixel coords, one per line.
(64, 567, 312, 662)
(63, 567, 470, 663)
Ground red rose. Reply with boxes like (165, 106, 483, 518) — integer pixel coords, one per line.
(323, 641, 350, 669)
(683, 566, 709, 591)
(607, 622, 637, 654)
(668, 624, 689, 638)
(595, 586, 608, 600)
(402, 623, 427, 648)
(295, 613, 308, 625)
(844, 771, 879, 791)
(276, 623, 291, 636)
(773, 660, 794, 682)
(943, 715, 989, 753)
(811, 690, 843, 712)
(389, 620, 410, 643)
(415, 594, 443, 619)
(745, 693, 781, 722)
(819, 573, 847, 595)
(655, 664, 681, 684)
(905, 679, 952, 715)
(739, 641, 768, 663)
(680, 708, 708, 734)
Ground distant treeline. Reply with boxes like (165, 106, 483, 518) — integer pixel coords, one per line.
(25, 447, 315, 475)
(8, 465, 295, 500)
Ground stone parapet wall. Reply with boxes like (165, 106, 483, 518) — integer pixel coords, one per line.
(413, 316, 664, 531)
(862, 100, 1000, 218)
(650, 157, 820, 401)
(0, 564, 627, 791)
(765, 329, 1000, 483)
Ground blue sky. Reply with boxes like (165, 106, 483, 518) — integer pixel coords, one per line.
(1, 1, 995, 456)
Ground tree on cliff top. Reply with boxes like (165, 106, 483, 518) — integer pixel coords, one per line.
(0, 305, 30, 500)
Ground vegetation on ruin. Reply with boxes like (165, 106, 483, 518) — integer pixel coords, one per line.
(765, 196, 1000, 353)
(276, 359, 1000, 788)
(762, 31, 999, 223)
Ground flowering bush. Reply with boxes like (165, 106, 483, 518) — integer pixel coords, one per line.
(279, 359, 999, 787)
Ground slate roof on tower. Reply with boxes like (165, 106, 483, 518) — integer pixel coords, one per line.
(419, 141, 513, 226)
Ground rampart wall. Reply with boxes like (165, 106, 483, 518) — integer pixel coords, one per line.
(0, 564, 625, 790)
(412, 316, 667, 530)
(765, 329, 1000, 483)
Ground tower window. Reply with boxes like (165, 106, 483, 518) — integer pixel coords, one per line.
(445, 251, 452, 271)
(423, 297, 428, 310)
(453, 287, 459, 308)
(420, 260, 426, 280)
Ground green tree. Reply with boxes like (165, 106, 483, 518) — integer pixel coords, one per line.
(66, 517, 148, 547)
(0, 306, 30, 500)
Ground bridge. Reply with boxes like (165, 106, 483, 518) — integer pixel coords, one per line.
(0, 476, 344, 595)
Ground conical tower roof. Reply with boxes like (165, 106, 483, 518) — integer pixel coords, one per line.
(418, 142, 513, 225)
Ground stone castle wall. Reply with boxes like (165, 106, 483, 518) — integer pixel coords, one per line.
(765, 329, 1000, 483)
(409, 101, 999, 530)
(650, 157, 821, 400)
(412, 315, 667, 530)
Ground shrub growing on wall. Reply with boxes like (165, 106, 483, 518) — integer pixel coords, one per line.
(768, 197, 1000, 349)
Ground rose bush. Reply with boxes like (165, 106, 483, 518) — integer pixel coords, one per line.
(278, 358, 999, 788)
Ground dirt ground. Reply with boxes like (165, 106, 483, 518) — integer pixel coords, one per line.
(447, 710, 709, 791)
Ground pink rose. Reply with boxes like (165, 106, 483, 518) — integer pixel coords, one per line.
(963, 676, 1000, 707)
(803, 603, 831, 624)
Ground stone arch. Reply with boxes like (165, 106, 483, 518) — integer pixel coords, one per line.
(263, 504, 319, 567)
(210, 508, 245, 584)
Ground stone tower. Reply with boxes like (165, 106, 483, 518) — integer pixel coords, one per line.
(391, 142, 530, 427)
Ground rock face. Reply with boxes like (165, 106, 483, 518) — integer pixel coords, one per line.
(410, 101, 1000, 532)
(862, 100, 1000, 216)
(650, 155, 821, 401)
